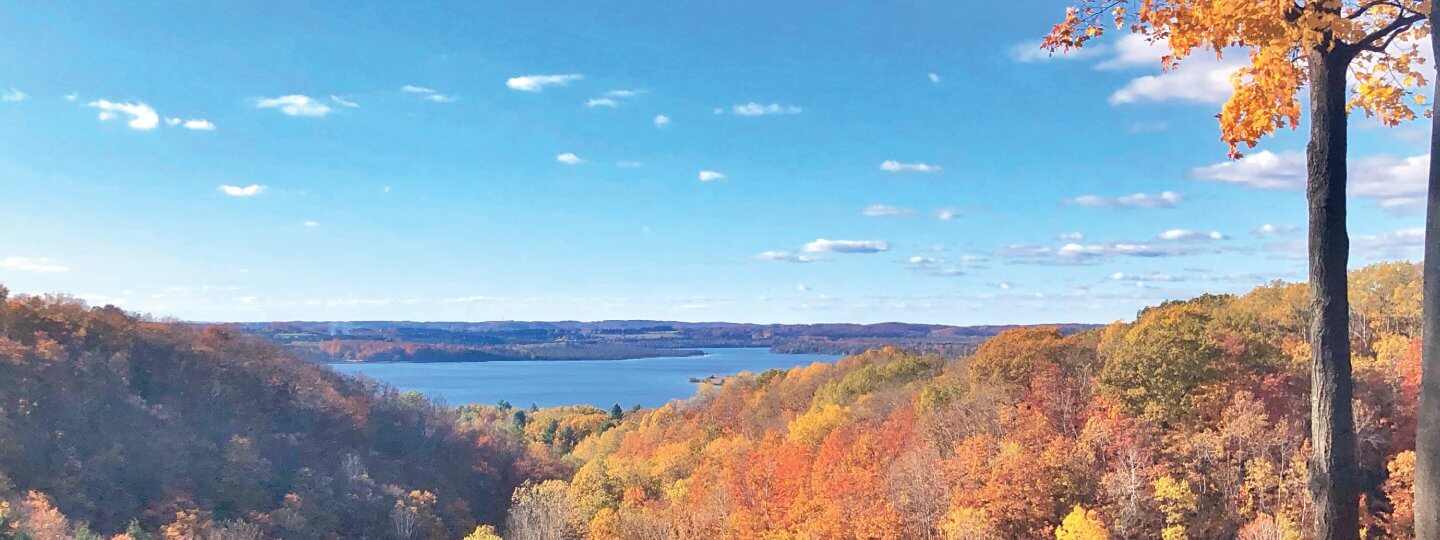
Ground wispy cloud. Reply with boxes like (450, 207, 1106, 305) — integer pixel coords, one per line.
(862, 204, 916, 217)
(903, 256, 964, 277)
(88, 100, 160, 130)
(303, 220, 320, 227)
(331, 95, 359, 108)
(1001, 240, 1213, 265)
(506, 74, 583, 92)
(402, 85, 456, 103)
(256, 95, 332, 117)
(1156, 229, 1225, 241)
(1056, 232, 1085, 241)
(219, 184, 266, 197)
(184, 119, 216, 131)
(654, 114, 671, 127)
(1252, 223, 1296, 235)
(1103, 35, 1244, 105)
(1109, 272, 1178, 282)
(2, 88, 27, 102)
(1191, 150, 1429, 212)
(1189, 150, 1305, 190)
(935, 208, 959, 220)
(879, 160, 941, 173)
(1068, 191, 1182, 209)
(557, 152, 583, 165)
(0, 256, 69, 273)
(1354, 227, 1424, 260)
(802, 239, 890, 254)
(928, 73, 941, 83)
(699, 170, 725, 182)
(756, 251, 817, 263)
(730, 102, 802, 116)
(585, 97, 617, 108)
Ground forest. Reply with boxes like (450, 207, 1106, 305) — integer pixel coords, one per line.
(0, 261, 1426, 538)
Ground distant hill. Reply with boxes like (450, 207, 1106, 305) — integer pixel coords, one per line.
(224, 320, 1100, 362)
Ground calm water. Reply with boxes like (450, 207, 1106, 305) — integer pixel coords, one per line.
(328, 348, 843, 408)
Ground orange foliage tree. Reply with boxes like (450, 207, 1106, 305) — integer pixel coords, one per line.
(1042, 2, 1428, 537)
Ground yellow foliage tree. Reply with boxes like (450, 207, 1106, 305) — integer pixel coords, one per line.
(1043, 2, 1428, 537)
(1055, 505, 1109, 540)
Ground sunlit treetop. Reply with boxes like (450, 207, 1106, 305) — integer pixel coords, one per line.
(1043, 0, 1430, 157)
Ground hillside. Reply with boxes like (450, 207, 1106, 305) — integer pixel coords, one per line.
(503, 262, 1422, 538)
(0, 287, 553, 538)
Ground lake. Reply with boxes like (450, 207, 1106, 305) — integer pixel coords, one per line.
(328, 348, 844, 408)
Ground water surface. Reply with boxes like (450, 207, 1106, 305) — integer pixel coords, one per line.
(329, 348, 843, 408)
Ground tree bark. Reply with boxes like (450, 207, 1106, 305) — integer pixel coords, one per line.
(1415, 1, 1440, 534)
(1307, 48, 1359, 540)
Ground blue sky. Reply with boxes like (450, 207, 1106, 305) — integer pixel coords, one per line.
(0, 1, 1427, 324)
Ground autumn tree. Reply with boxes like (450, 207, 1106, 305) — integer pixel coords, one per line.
(1044, 2, 1428, 537)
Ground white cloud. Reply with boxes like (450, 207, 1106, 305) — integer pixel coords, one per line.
(585, 98, 618, 108)
(2, 88, 27, 102)
(506, 74, 584, 92)
(756, 251, 816, 263)
(1068, 191, 1182, 209)
(1157, 229, 1225, 241)
(616, 161, 644, 168)
(903, 256, 964, 277)
(928, 73, 941, 83)
(402, 85, 456, 103)
(1355, 227, 1424, 260)
(1056, 232, 1085, 241)
(303, 220, 319, 227)
(239, 296, 259, 304)
(0, 256, 68, 273)
(699, 170, 725, 182)
(256, 95, 332, 117)
(879, 160, 941, 173)
(1109, 54, 1244, 105)
(331, 95, 359, 108)
(1189, 150, 1306, 190)
(1252, 224, 1296, 235)
(802, 238, 890, 254)
(1191, 151, 1429, 212)
(731, 102, 802, 116)
(165, 117, 181, 126)
(1001, 241, 1211, 265)
(654, 114, 671, 127)
(1094, 34, 1166, 70)
(862, 204, 916, 217)
(64, 92, 78, 102)
(1351, 154, 1427, 210)
(219, 184, 266, 197)
(794, 283, 810, 292)
(557, 152, 583, 165)
(88, 100, 160, 130)
(605, 89, 643, 98)
(935, 208, 959, 220)
(181, 119, 216, 131)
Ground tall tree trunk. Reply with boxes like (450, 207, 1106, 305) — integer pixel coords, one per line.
(1415, 2, 1440, 535)
(1307, 48, 1358, 540)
